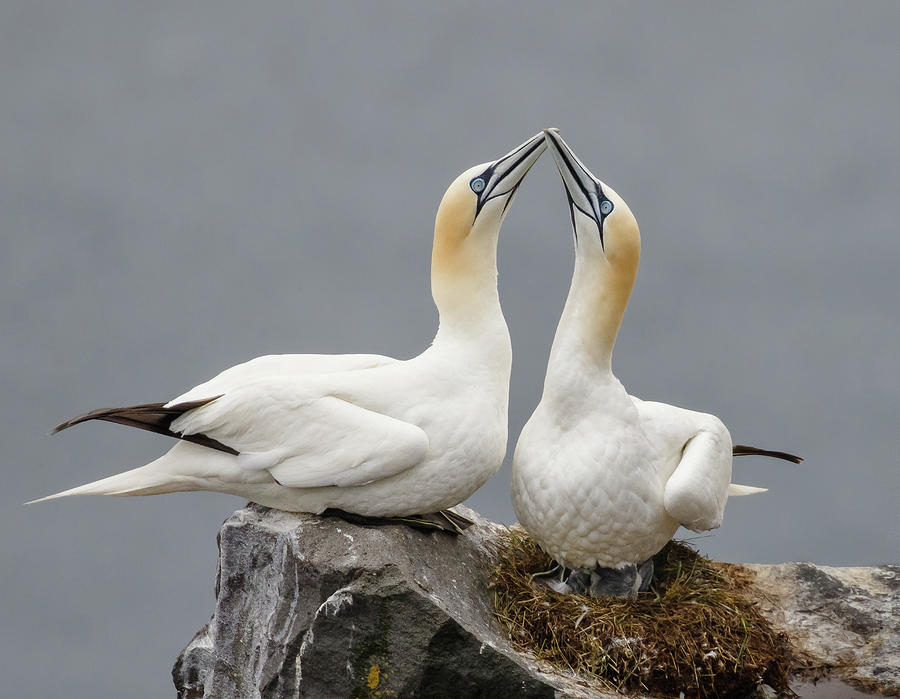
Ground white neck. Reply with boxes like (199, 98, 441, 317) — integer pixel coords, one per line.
(432, 280, 511, 372)
(428, 228, 512, 378)
(544, 252, 635, 390)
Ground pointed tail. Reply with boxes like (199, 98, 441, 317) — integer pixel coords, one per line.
(25, 459, 195, 505)
(733, 444, 802, 464)
(727, 483, 768, 497)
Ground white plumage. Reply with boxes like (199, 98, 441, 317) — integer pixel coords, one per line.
(33, 132, 549, 519)
(512, 131, 797, 581)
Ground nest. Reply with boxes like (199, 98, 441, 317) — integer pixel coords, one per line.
(491, 529, 794, 698)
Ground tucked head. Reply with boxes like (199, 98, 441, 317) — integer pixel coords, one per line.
(543, 129, 640, 273)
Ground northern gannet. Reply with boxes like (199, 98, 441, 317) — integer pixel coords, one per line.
(32, 132, 549, 531)
(511, 130, 801, 594)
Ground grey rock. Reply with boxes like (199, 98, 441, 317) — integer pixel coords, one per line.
(173, 504, 897, 698)
(173, 504, 615, 698)
(745, 562, 899, 695)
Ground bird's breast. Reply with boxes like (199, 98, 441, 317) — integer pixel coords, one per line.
(512, 406, 676, 568)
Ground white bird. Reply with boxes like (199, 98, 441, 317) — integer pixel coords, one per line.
(511, 130, 801, 593)
(31, 131, 549, 532)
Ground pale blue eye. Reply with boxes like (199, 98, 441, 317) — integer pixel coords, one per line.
(470, 178, 486, 193)
(600, 200, 613, 215)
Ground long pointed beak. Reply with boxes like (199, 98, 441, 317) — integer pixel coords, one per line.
(543, 129, 606, 237)
(475, 131, 548, 216)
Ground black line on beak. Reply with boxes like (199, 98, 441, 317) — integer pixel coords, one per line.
(548, 136, 606, 248)
(475, 138, 545, 218)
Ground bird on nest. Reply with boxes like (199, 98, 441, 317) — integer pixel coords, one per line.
(511, 130, 801, 595)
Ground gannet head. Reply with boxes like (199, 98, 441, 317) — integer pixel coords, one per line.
(434, 131, 547, 243)
(432, 131, 547, 308)
(543, 129, 640, 273)
(543, 130, 641, 363)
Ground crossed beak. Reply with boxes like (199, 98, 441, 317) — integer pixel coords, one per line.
(474, 131, 549, 218)
(543, 129, 607, 239)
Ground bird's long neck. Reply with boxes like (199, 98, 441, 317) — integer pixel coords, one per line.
(546, 253, 637, 378)
(429, 225, 510, 365)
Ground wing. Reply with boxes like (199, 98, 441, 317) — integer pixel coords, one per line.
(170, 380, 429, 488)
(663, 427, 733, 531)
(169, 353, 397, 405)
(53, 353, 399, 457)
(634, 399, 734, 532)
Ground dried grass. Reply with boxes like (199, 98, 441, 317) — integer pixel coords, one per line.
(491, 529, 794, 698)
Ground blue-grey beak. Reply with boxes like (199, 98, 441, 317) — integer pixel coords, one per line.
(543, 129, 610, 244)
(473, 131, 548, 217)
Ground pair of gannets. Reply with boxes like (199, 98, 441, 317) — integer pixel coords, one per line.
(34, 129, 799, 591)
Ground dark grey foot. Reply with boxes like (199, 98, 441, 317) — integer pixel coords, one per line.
(549, 558, 655, 598)
(321, 508, 474, 534)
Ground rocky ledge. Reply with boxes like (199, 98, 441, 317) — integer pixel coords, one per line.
(173, 505, 898, 698)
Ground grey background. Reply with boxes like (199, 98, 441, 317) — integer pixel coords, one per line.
(2, 2, 897, 696)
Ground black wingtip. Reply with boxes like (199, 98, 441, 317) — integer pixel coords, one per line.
(52, 413, 95, 434)
(733, 444, 803, 464)
(48, 396, 237, 455)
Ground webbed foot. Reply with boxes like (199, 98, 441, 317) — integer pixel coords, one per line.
(322, 508, 474, 534)
(543, 558, 655, 598)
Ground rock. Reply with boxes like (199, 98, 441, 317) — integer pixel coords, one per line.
(745, 562, 899, 695)
(173, 505, 898, 698)
(173, 504, 616, 699)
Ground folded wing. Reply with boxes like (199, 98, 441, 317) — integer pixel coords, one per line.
(663, 427, 733, 531)
(169, 353, 397, 406)
(170, 381, 429, 488)
(633, 399, 735, 531)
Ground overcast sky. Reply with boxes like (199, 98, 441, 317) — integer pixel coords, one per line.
(2, 2, 898, 696)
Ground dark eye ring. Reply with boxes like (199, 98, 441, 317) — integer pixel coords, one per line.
(470, 178, 486, 193)
(600, 200, 613, 216)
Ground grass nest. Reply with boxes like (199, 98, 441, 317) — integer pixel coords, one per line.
(491, 529, 794, 698)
